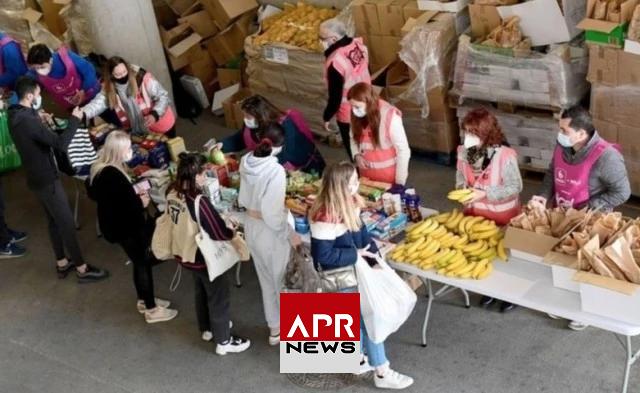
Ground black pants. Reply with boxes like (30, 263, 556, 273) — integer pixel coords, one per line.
(119, 234, 156, 309)
(32, 180, 84, 264)
(192, 269, 231, 344)
(337, 121, 353, 162)
(0, 178, 12, 247)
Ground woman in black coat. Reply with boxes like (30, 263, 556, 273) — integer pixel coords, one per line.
(89, 130, 177, 323)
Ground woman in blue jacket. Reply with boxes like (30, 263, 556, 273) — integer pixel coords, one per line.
(309, 162, 413, 390)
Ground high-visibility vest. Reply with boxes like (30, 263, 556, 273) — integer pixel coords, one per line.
(323, 37, 371, 123)
(457, 146, 521, 225)
(356, 99, 400, 184)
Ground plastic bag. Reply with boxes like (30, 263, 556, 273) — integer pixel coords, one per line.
(0, 111, 21, 173)
(356, 255, 417, 344)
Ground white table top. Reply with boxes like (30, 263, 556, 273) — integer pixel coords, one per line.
(390, 257, 640, 337)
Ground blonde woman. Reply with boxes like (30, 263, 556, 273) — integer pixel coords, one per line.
(239, 123, 301, 346)
(309, 162, 414, 390)
(89, 131, 177, 323)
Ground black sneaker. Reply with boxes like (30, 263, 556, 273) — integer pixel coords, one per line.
(9, 229, 27, 243)
(76, 264, 109, 283)
(479, 296, 495, 307)
(500, 302, 517, 313)
(0, 243, 26, 259)
(56, 262, 76, 279)
(215, 335, 251, 355)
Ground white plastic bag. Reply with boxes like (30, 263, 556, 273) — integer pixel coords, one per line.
(356, 255, 417, 344)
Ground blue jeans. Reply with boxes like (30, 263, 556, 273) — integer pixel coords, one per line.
(361, 315, 388, 367)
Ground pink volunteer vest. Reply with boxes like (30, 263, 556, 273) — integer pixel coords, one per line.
(36, 47, 85, 110)
(356, 100, 400, 184)
(457, 146, 522, 226)
(552, 139, 619, 208)
(323, 38, 371, 123)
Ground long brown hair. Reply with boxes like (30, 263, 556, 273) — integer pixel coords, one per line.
(309, 162, 362, 231)
(347, 83, 381, 148)
(103, 56, 139, 109)
(172, 152, 207, 198)
(240, 95, 286, 130)
(462, 108, 506, 146)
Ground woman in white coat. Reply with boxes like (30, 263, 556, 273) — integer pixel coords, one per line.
(239, 123, 301, 346)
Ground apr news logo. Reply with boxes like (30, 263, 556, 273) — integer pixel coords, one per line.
(280, 293, 360, 373)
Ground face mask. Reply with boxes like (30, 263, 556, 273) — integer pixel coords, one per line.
(244, 117, 258, 129)
(113, 75, 129, 85)
(271, 146, 283, 156)
(32, 95, 42, 110)
(36, 66, 51, 76)
(557, 132, 573, 148)
(348, 181, 360, 196)
(352, 106, 366, 118)
(464, 133, 481, 149)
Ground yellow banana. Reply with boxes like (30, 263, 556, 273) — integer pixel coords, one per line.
(433, 212, 451, 224)
(463, 241, 484, 254)
(471, 259, 489, 277)
(446, 211, 464, 230)
(419, 240, 440, 258)
(440, 234, 457, 249)
(467, 242, 489, 257)
(447, 189, 474, 201)
(437, 267, 448, 275)
(420, 220, 440, 235)
(407, 219, 430, 236)
(472, 220, 497, 232)
(430, 226, 448, 240)
(464, 216, 484, 233)
(497, 239, 508, 261)
(453, 261, 476, 276)
(471, 227, 501, 240)
(438, 250, 457, 265)
(416, 240, 432, 252)
(476, 261, 494, 279)
(478, 248, 497, 261)
(406, 237, 426, 254)
(453, 234, 469, 249)
(458, 216, 472, 234)
(445, 257, 466, 272)
(458, 193, 475, 203)
(459, 271, 473, 279)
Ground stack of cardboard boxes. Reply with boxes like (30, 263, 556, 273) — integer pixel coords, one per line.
(153, 0, 257, 107)
(588, 46, 640, 196)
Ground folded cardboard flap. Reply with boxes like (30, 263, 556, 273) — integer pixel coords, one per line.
(504, 227, 560, 258)
(574, 270, 639, 295)
(178, 10, 219, 39)
(544, 250, 580, 268)
(401, 10, 439, 35)
(168, 32, 202, 58)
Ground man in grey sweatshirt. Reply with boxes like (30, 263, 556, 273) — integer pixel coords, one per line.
(531, 105, 630, 332)
(533, 106, 630, 212)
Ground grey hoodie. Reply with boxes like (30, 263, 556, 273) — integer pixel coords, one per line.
(540, 132, 630, 211)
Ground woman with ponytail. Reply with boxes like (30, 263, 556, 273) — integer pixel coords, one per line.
(239, 123, 301, 346)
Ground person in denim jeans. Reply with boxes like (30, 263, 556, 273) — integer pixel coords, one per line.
(309, 162, 413, 390)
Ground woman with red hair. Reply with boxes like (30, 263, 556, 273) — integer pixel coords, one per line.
(347, 82, 411, 185)
(457, 108, 522, 311)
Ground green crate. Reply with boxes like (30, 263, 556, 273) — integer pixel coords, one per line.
(584, 23, 629, 48)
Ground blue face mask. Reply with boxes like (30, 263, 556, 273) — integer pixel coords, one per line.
(557, 132, 573, 148)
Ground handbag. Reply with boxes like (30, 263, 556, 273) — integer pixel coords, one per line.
(194, 195, 241, 282)
(230, 231, 250, 261)
(151, 210, 173, 260)
(317, 263, 357, 292)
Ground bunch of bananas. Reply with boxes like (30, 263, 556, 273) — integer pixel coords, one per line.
(389, 209, 509, 280)
(447, 188, 475, 204)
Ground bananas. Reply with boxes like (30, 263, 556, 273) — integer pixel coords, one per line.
(447, 189, 474, 203)
(389, 210, 505, 279)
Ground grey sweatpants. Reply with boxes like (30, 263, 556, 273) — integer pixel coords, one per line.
(32, 180, 84, 265)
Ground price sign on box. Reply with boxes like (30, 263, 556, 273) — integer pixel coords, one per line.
(264, 46, 289, 65)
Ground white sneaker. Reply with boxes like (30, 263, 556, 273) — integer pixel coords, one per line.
(547, 313, 562, 320)
(568, 321, 589, 331)
(137, 298, 171, 314)
(374, 368, 414, 390)
(354, 356, 375, 375)
(215, 336, 251, 355)
(144, 307, 178, 324)
(268, 334, 280, 346)
(202, 321, 233, 342)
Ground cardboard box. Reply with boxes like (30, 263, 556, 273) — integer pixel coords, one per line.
(184, 50, 217, 98)
(206, 16, 250, 66)
(591, 84, 640, 128)
(353, 0, 384, 36)
(160, 22, 192, 50)
(403, 0, 425, 20)
(200, 0, 258, 30)
(161, 24, 203, 70)
(218, 68, 241, 88)
(577, 0, 637, 48)
(592, 118, 620, 142)
(543, 251, 581, 292)
(222, 87, 253, 129)
(418, 0, 470, 12)
(576, 271, 640, 324)
(378, 0, 410, 36)
(401, 111, 460, 153)
(504, 226, 559, 263)
(178, 10, 219, 39)
(587, 45, 640, 86)
(166, 0, 200, 17)
(40, 0, 66, 37)
(626, 158, 640, 196)
(365, 35, 402, 70)
(617, 125, 640, 159)
(469, 4, 501, 39)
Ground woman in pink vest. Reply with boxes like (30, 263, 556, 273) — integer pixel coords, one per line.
(347, 82, 410, 185)
(456, 108, 522, 313)
(81, 56, 176, 137)
(320, 18, 371, 161)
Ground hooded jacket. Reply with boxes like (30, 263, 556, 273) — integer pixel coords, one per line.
(540, 132, 630, 211)
(8, 104, 79, 190)
(239, 153, 291, 236)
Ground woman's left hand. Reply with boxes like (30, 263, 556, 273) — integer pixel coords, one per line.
(144, 115, 156, 126)
(465, 189, 486, 205)
(140, 193, 151, 208)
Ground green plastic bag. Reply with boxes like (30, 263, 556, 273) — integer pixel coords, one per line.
(0, 110, 21, 173)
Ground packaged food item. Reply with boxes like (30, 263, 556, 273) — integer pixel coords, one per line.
(382, 193, 394, 215)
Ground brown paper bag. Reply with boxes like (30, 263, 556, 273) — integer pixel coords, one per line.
(605, 237, 640, 284)
(593, 0, 609, 19)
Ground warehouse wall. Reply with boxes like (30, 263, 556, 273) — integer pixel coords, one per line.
(80, 0, 172, 96)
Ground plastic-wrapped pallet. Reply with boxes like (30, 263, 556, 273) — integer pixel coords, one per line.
(457, 103, 558, 170)
(452, 35, 589, 110)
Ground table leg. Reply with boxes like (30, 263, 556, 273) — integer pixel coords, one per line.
(235, 262, 242, 288)
(421, 278, 433, 348)
(74, 181, 80, 229)
(621, 335, 640, 393)
(460, 289, 470, 308)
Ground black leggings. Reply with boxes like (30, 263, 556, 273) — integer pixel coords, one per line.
(337, 121, 353, 162)
(119, 235, 156, 309)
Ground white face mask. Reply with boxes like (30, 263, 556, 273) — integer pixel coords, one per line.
(464, 133, 481, 149)
(36, 66, 51, 76)
(244, 117, 258, 129)
(271, 146, 283, 156)
(348, 181, 360, 196)
(352, 106, 366, 118)
(557, 132, 573, 148)
(32, 95, 42, 110)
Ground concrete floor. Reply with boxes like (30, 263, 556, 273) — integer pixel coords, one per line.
(0, 112, 638, 393)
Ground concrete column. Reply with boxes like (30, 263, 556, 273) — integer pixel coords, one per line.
(79, 0, 172, 96)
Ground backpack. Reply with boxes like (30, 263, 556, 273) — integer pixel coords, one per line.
(283, 244, 321, 293)
(151, 191, 199, 262)
(169, 67, 202, 122)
